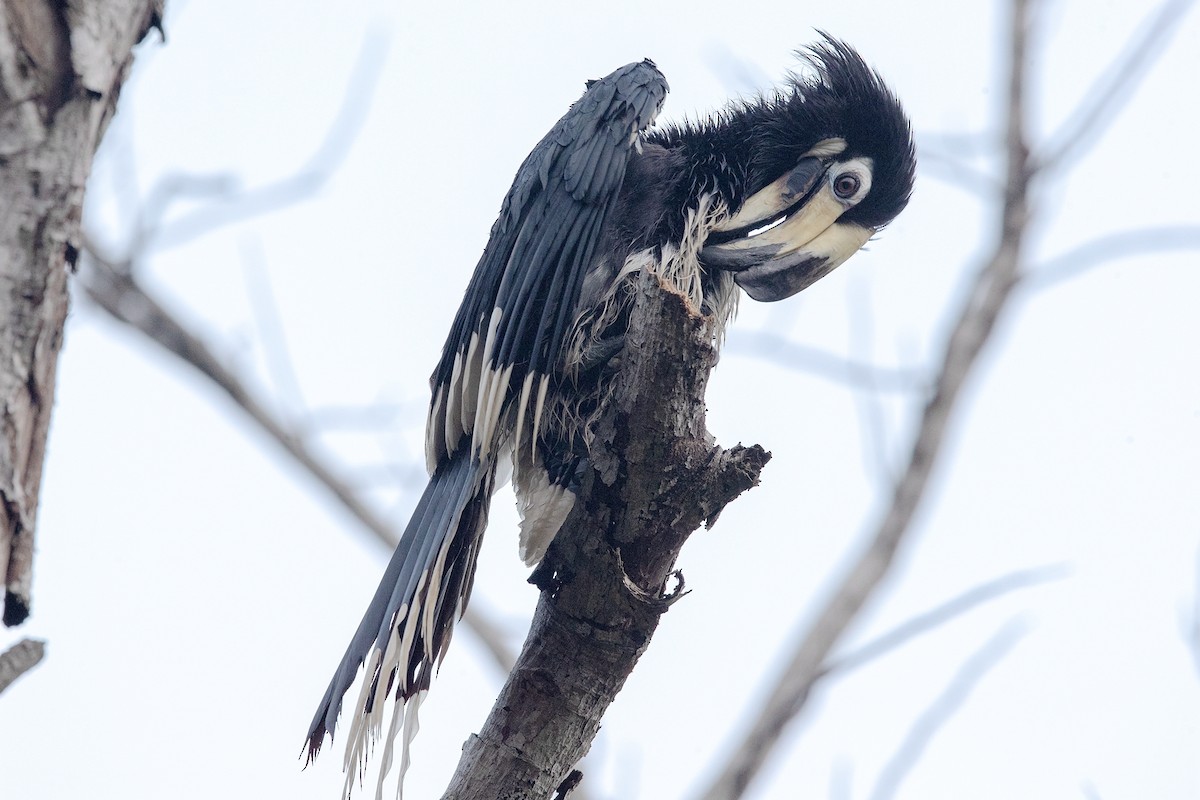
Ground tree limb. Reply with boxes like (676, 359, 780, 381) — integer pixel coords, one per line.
(726, 330, 925, 393)
(695, 1, 1037, 796)
(867, 620, 1029, 800)
(441, 272, 770, 799)
(823, 564, 1064, 679)
(76, 245, 530, 678)
(79, 245, 402, 544)
(134, 29, 389, 254)
(1023, 225, 1200, 291)
(1035, 0, 1196, 173)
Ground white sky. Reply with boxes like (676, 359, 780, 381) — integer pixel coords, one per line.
(3, 1, 1199, 798)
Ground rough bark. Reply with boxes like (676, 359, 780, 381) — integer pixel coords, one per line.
(0, 635, 43, 692)
(442, 272, 771, 799)
(0, 0, 162, 625)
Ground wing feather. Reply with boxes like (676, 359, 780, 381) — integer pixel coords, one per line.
(310, 60, 669, 791)
(424, 60, 668, 469)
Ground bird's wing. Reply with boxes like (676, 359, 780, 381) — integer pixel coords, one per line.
(425, 60, 668, 473)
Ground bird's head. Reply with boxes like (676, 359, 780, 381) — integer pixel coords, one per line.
(697, 36, 916, 301)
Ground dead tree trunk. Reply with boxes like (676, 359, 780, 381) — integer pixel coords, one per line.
(442, 272, 770, 799)
(0, 0, 163, 626)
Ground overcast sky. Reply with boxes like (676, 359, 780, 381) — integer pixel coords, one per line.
(3, 1, 1199, 799)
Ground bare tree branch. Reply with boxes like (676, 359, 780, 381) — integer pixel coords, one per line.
(136, 28, 390, 254)
(79, 244, 393, 538)
(916, 128, 1005, 195)
(1023, 225, 1200, 291)
(300, 403, 405, 432)
(695, 1, 1038, 795)
(824, 564, 1065, 678)
(846, 276, 894, 482)
(442, 272, 769, 799)
(461, 607, 518, 676)
(1036, 0, 1196, 173)
(916, 143, 998, 195)
(727, 330, 925, 393)
(0, 637, 44, 693)
(919, 130, 996, 157)
(867, 620, 1029, 800)
(76, 246, 521, 676)
(238, 234, 306, 413)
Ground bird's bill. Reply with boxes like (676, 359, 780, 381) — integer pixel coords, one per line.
(710, 157, 826, 235)
(701, 181, 873, 302)
(729, 222, 873, 302)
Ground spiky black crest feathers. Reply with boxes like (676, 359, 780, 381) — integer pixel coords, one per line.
(647, 33, 915, 233)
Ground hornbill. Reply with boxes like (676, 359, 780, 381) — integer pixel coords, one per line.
(306, 36, 915, 794)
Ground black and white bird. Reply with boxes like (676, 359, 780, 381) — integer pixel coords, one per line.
(306, 37, 915, 795)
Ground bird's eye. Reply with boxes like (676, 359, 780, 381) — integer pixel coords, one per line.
(833, 172, 862, 200)
(828, 159, 874, 206)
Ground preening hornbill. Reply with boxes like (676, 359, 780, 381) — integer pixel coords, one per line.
(306, 36, 915, 793)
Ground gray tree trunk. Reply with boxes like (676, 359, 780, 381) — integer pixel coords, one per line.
(0, 0, 162, 625)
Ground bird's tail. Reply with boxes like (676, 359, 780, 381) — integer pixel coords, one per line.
(305, 452, 494, 797)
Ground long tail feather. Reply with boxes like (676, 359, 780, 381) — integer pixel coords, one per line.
(306, 453, 493, 797)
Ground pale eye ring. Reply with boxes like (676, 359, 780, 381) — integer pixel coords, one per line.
(833, 172, 862, 200)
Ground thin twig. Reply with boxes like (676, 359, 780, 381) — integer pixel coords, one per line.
(846, 275, 892, 482)
(917, 144, 997, 195)
(239, 234, 306, 414)
(727, 330, 925, 393)
(694, 1, 1036, 796)
(143, 29, 390, 253)
(300, 404, 405, 432)
(1022, 225, 1200, 291)
(1035, 0, 1196, 172)
(1187, 548, 1200, 679)
(76, 246, 514, 675)
(134, 172, 239, 248)
(867, 620, 1030, 800)
(344, 462, 428, 490)
(919, 130, 997, 156)
(824, 565, 1065, 678)
(75, 31, 526, 672)
(80, 244, 397, 541)
(461, 607, 518, 676)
